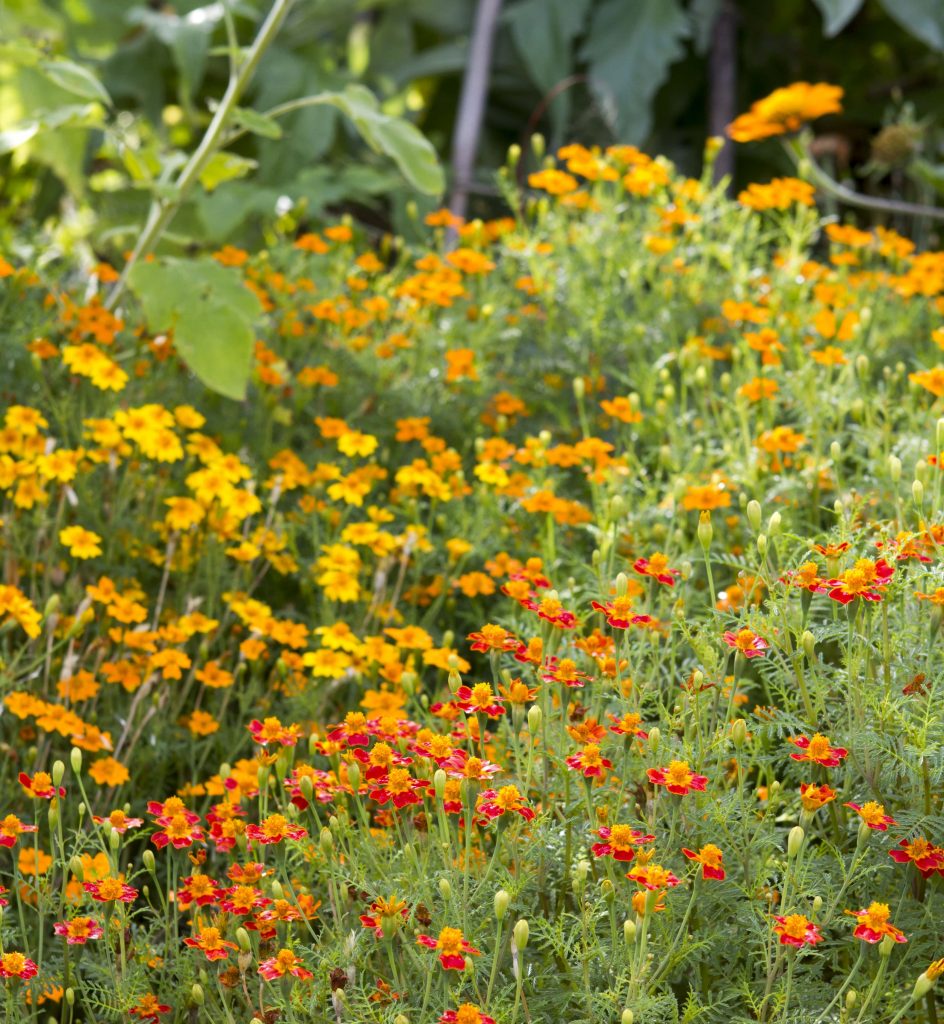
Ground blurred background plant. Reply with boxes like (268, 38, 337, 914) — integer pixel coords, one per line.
(3, 0, 944, 263)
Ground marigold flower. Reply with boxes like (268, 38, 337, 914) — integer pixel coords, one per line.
(440, 1005, 497, 1024)
(417, 927, 481, 970)
(18, 771, 65, 800)
(0, 814, 39, 847)
(476, 785, 535, 823)
(845, 902, 907, 944)
(590, 596, 649, 630)
(441, 751, 501, 781)
(722, 628, 768, 658)
(608, 711, 649, 739)
(772, 913, 823, 947)
(633, 553, 680, 586)
(591, 824, 654, 861)
(626, 863, 680, 891)
(53, 917, 103, 945)
(248, 717, 302, 746)
(647, 761, 708, 796)
(823, 558, 894, 604)
(245, 814, 308, 845)
(183, 926, 238, 961)
(360, 895, 409, 938)
(0, 952, 38, 979)
(455, 684, 505, 718)
(177, 874, 222, 909)
(681, 844, 726, 880)
(800, 783, 837, 812)
(789, 733, 848, 768)
(151, 813, 205, 850)
(728, 82, 843, 142)
(466, 624, 518, 652)
(259, 948, 314, 981)
(59, 525, 103, 559)
(889, 837, 944, 877)
(129, 995, 171, 1022)
(84, 877, 138, 903)
(566, 744, 613, 778)
(844, 801, 897, 831)
(368, 768, 430, 808)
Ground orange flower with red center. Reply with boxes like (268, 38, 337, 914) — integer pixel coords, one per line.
(772, 913, 823, 947)
(565, 744, 613, 779)
(417, 926, 481, 970)
(800, 783, 837, 812)
(259, 948, 314, 981)
(845, 902, 907, 944)
(844, 801, 897, 831)
(647, 760, 708, 796)
(633, 553, 680, 586)
(789, 733, 848, 768)
(53, 917, 103, 944)
(591, 824, 654, 861)
(722, 628, 769, 658)
(183, 926, 238, 961)
(728, 82, 843, 142)
(681, 844, 726, 880)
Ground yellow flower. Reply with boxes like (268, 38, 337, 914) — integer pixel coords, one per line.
(60, 525, 103, 559)
(88, 757, 130, 787)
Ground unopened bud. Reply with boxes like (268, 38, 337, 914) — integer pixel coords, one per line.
(434, 769, 447, 800)
(142, 850, 156, 875)
(746, 500, 762, 533)
(787, 825, 805, 858)
(879, 933, 896, 957)
(527, 705, 542, 735)
(913, 479, 924, 506)
(346, 762, 361, 792)
(912, 971, 938, 1000)
(70, 856, 85, 881)
(52, 761, 65, 787)
(845, 989, 857, 1009)
(830, 441, 841, 462)
(236, 928, 251, 952)
(802, 631, 815, 660)
(697, 511, 712, 551)
(615, 572, 628, 596)
(438, 878, 452, 901)
(888, 454, 901, 482)
(70, 747, 82, 774)
(731, 719, 747, 747)
(109, 827, 120, 851)
(513, 918, 529, 951)
(757, 533, 767, 557)
(320, 827, 333, 854)
(624, 918, 637, 944)
(495, 889, 510, 921)
(573, 376, 585, 401)
(622, 1011, 634, 1024)
(768, 511, 781, 535)
(65, 989, 75, 1006)
(191, 984, 205, 1006)
(647, 726, 660, 754)
(812, 895, 822, 913)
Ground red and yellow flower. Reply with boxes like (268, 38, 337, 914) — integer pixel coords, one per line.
(417, 927, 481, 970)
(789, 734, 848, 768)
(845, 902, 907, 944)
(647, 761, 708, 796)
(772, 914, 823, 947)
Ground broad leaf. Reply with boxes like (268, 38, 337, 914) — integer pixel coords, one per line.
(810, 0, 865, 36)
(580, 0, 690, 143)
(198, 151, 258, 192)
(128, 258, 262, 400)
(39, 57, 112, 105)
(231, 105, 283, 140)
(876, 0, 944, 49)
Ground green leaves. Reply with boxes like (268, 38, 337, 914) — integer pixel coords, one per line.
(580, 0, 690, 143)
(128, 259, 262, 401)
(38, 57, 112, 105)
(810, 0, 865, 37)
(299, 85, 445, 196)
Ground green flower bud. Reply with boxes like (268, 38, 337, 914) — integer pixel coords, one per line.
(527, 705, 542, 735)
(65, 988, 75, 1006)
(191, 984, 205, 1006)
(52, 760, 65, 787)
(757, 533, 768, 557)
(622, 1011, 634, 1024)
(320, 827, 334, 854)
(438, 878, 452, 901)
(787, 825, 805, 859)
(494, 889, 511, 921)
(697, 511, 712, 551)
(434, 769, 447, 801)
(573, 376, 585, 401)
(70, 747, 83, 774)
(624, 918, 637, 945)
(236, 927, 251, 952)
(845, 989, 857, 1009)
(746, 500, 762, 532)
(830, 441, 841, 462)
(70, 856, 85, 881)
(888, 454, 902, 482)
(802, 631, 815, 660)
(913, 479, 925, 507)
(142, 849, 156, 875)
(513, 918, 529, 951)
(731, 719, 747, 747)
(647, 726, 660, 754)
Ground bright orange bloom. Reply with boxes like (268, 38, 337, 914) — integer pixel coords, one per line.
(728, 83, 843, 142)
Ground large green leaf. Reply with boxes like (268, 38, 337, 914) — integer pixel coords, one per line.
(39, 57, 112, 105)
(579, 0, 690, 143)
(810, 0, 865, 36)
(300, 84, 445, 195)
(128, 259, 262, 400)
(876, 0, 944, 49)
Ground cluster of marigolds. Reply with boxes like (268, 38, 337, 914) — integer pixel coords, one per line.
(0, 83, 943, 1023)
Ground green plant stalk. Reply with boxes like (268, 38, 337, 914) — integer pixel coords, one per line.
(105, 0, 297, 310)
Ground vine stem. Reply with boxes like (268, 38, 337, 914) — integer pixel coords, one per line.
(105, 0, 297, 310)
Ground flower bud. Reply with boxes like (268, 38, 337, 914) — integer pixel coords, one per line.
(531, 133, 545, 160)
(191, 984, 205, 1006)
(757, 533, 768, 557)
(697, 511, 712, 551)
(438, 878, 452, 901)
(346, 762, 361, 792)
(65, 988, 75, 1006)
(52, 760, 65, 787)
(513, 918, 529, 951)
(70, 747, 83, 774)
(913, 479, 924, 507)
(888, 454, 901, 482)
(801, 631, 815, 660)
(768, 511, 781, 536)
(394, 1016, 411, 1024)
(879, 933, 896, 957)
(812, 895, 822, 913)
(622, 1011, 634, 1024)
(845, 989, 857, 1009)
(527, 705, 542, 735)
(70, 856, 85, 881)
(787, 825, 805, 859)
(912, 971, 938, 1001)
(219, 762, 231, 781)
(433, 769, 447, 801)
(320, 827, 334, 854)
(573, 376, 585, 401)
(615, 572, 629, 596)
(731, 719, 747, 747)
(507, 143, 521, 168)
(109, 827, 121, 851)
(746, 500, 762, 533)
(624, 918, 637, 945)
(830, 441, 841, 462)
(647, 726, 660, 754)
(236, 927, 251, 952)
(494, 889, 510, 921)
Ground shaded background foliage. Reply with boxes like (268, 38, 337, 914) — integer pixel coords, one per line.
(2, 0, 944, 253)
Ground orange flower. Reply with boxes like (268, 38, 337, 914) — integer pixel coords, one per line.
(728, 83, 843, 142)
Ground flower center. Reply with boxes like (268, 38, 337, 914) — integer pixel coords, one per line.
(665, 761, 693, 787)
(781, 914, 810, 939)
(438, 927, 464, 956)
(806, 734, 830, 759)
